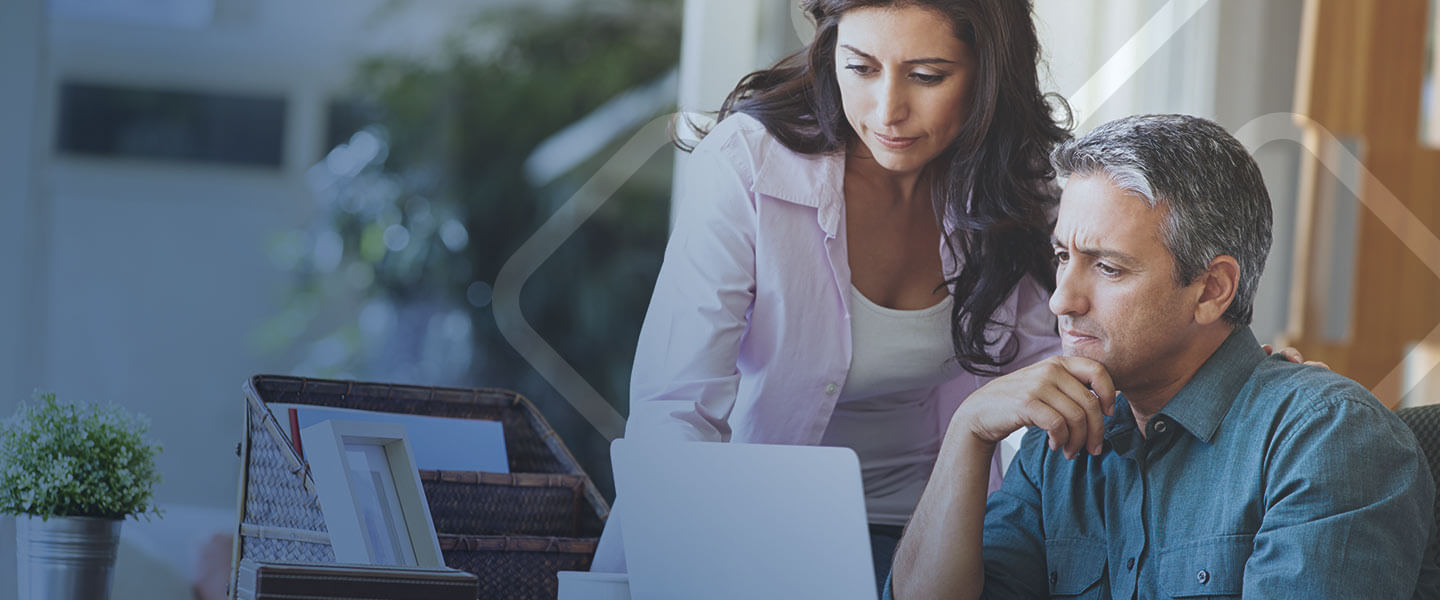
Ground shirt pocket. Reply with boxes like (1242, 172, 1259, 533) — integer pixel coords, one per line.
(1044, 538, 1109, 598)
(1158, 534, 1251, 598)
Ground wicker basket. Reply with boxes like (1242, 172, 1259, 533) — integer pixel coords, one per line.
(228, 375, 609, 600)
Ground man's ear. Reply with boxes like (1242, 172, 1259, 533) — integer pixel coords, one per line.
(1194, 255, 1240, 325)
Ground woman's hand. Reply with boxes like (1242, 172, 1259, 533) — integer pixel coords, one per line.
(1262, 344, 1332, 370)
(950, 356, 1116, 460)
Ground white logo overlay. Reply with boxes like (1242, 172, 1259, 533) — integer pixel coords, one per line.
(493, 0, 1440, 440)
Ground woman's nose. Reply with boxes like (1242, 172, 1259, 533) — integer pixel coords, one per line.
(874, 78, 908, 127)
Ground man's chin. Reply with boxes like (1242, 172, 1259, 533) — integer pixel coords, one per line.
(1061, 346, 1126, 390)
(1060, 344, 1104, 362)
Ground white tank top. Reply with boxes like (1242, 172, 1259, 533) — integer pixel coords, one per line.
(820, 284, 963, 526)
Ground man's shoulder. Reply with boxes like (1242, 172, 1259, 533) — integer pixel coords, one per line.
(1245, 355, 1384, 415)
(1241, 356, 1414, 448)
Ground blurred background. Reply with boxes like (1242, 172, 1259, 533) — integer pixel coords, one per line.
(0, 0, 1437, 597)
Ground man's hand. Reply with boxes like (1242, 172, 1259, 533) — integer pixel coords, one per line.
(893, 356, 1118, 599)
(952, 356, 1117, 459)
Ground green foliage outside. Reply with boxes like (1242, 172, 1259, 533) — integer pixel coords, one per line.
(0, 391, 163, 521)
(262, 0, 682, 495)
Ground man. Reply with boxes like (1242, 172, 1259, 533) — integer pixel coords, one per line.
(889, 114, 1438, 599)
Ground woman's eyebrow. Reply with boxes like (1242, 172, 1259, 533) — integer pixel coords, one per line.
(839, 44, 956, 65)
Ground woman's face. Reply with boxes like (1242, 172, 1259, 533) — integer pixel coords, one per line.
(835, 5, 976, 175)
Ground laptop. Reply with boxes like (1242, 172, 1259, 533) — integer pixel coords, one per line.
(610, 439, 878, 600)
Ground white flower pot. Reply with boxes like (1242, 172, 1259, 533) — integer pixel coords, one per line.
(16, 515, 122, 600)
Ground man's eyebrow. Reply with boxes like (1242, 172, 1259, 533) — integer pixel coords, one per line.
(839, 44, 956, 65)
(1050, 237, 1140, 264)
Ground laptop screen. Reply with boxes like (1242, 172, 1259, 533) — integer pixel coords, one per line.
(611, 439, 877, 600)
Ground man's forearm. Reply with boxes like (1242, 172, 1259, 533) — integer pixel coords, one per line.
(891, 355, 1113, 598)
(891, 431, 995, 599)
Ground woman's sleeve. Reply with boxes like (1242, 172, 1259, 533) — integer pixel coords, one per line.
(625, 135, 758, 442)
(1000, 274, 1060, 374)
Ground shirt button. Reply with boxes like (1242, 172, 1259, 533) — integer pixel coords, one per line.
(825, 383, 838, 395)
(1153, 420, 1168, 434)
(1049, 571, 1058, 586)
(1125, 557, 1135, 571)
(1197, 569, 1210, 585)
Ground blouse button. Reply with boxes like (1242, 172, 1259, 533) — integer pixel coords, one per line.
(825, 383, 838, 395)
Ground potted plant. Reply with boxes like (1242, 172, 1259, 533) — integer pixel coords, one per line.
(1, 391, 162, 600)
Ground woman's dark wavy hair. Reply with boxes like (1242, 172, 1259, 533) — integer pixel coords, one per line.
(677, 0, 1070, 375)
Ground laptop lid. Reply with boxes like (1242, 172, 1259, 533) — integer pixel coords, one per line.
(611, 439, 877, 600)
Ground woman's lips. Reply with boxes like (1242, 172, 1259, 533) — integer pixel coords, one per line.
(874, 132, 919, 149)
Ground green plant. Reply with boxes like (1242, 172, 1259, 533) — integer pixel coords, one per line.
(0, 391, 163, 521)
(258, 1, 680, 498)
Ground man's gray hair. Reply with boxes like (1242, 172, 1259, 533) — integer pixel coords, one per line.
(1050, 114, 1273, 326)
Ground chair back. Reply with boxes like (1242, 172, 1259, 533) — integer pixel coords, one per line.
(1392, 404, 1440, 597)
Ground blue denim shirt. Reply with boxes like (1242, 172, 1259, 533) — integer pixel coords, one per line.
(888, 326, 1438, 599)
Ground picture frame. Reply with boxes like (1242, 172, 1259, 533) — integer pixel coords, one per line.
(299, 420, 444, 567)
(275, 403, 509, 473)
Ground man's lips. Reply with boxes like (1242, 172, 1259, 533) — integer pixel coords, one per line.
(1062, 329, 1099, 344)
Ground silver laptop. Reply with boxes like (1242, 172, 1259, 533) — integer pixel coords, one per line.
(610, 439, 877, 600)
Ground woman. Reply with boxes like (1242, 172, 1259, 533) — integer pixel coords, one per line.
(597, 0, 1063, 585)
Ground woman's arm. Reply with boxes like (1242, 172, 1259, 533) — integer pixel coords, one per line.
(597, 127, 762, 573)
(626, 133, 758, 442)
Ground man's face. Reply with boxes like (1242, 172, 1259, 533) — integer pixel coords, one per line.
(1049, 174, 1204, 391)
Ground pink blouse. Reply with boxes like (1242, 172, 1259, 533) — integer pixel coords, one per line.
(626, 113, 1061, 485)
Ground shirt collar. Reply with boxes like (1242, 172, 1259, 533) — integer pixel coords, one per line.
(1102, 326, 1264, 452)
(751, 144, 847, 236)
(1156, 326, 1266, 444)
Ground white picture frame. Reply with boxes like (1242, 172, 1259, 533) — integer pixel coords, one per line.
(300, 420, 445, 567)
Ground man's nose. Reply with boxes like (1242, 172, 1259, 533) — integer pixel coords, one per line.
(1049, 265, 1089, 317)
